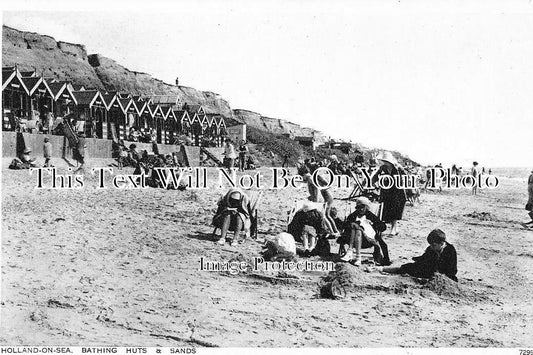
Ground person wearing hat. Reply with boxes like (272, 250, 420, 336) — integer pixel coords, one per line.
(212, 189, 254, 246)
(287, 201, 328, 255)
(377, 229, 458, 282)
(43, 137, 53, 167)
(338, 196, 389, 266)
(525, 169, 533, 226)
(20, 147, 37, 167)
(372, 151, 407, 236)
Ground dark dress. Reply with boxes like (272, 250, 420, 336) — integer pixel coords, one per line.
(288, 209, 327, 242)
(400, 243, 458, 281)
(373, 165, 407, 222)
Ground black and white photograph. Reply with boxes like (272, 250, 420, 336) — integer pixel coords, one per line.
(1, 0, 533, 350)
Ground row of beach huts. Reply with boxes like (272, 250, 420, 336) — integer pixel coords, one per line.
(2, 65, 245, 147)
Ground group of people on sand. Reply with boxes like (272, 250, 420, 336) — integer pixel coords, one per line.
(223, 139, 255, 172)
(9, 133, 87, 171)
(211, 150, 459, 282)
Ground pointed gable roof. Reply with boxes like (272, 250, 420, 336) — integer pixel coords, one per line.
(101, 91, 118, 110)
(174, 110, 191, 124)
(21, 76, 53, 96)
(72, 90, 104, 107)
(217, 116, 227, 129)
(132, 97, 147, 115)
(162, 106, 177, 121)
(2, 68, 30, 94)
(118, 97, 134, 113)
(148, 104, 164, 119)
(47, 81, 78, 105)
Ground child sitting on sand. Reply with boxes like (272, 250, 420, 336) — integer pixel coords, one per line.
(376, 229, 458, 281)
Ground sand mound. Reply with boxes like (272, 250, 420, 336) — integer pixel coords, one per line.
(464, 211, 495, 221)
(320, 265, 487, 302)
(419, 273, 461, 296)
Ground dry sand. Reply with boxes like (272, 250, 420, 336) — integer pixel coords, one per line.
(1, 159, 532, 347)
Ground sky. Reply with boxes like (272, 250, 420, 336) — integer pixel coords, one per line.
(2, 0, 533, 167)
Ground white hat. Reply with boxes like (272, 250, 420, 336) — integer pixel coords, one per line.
(301, 201, 317, 212)
(355, 196, 371, 208)
(376, 151, 398, 166)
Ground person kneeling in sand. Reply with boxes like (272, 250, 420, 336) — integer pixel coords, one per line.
(212, 189, 253, 246)
(287, 201, 328, 255)
(338, 197, 389, 266)
(377, 229, 458, 282)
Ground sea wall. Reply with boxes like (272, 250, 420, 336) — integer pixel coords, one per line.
(2, 132, 200, 166)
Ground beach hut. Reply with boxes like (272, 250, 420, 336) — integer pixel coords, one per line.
(188, 111, 202, 146)
(101, 91, 118, 140)
(72, 90, 106, 138)
(132, 97, 147, 129)
(105, 92, 131, 141)
(21, 76, 54, 127)
(137, 99, 153, 139)
(217, 116, 227, 143)
(163, 106, 178, 144)
(206, 113, 222, 145)
(173, 110, 191, 136)
(2, 67, 30, 130)
(118, 97, 136, 141)
(148, 104, 165, 143)
(47, 81, 78, 118)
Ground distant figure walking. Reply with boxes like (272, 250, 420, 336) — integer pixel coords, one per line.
(43, 137, 53, 167)
(471, 161, 479, 195)
(526, 169, 533, 226)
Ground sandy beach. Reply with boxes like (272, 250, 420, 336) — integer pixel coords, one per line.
(1, 159, 532, 347)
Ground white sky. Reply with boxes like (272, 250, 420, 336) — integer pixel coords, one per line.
(2, 0, 533, 167)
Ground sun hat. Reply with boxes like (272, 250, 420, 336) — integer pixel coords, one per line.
(301, 200, 318, 212)
(355, 196, 371, 208)
(376, 151, 398, 166)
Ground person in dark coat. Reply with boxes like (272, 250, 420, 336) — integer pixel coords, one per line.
(378, 229, 458, 281)
(73, 133, 86, 171)
(372, 151, 407, 236)
(337, 197, 390, 266)
(288, 202, 328, 244)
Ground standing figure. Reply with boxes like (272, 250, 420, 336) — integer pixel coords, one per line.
(526, 169, 533, 226)
(372, 151, 407, 236)
(74, 133, 86, 172)
(297, 164, 340, 236)
(43, 137, 53, 167)
(223, 139, 237, 172)
(471, 161, 479, 195)
(238, 140, 248, 172)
